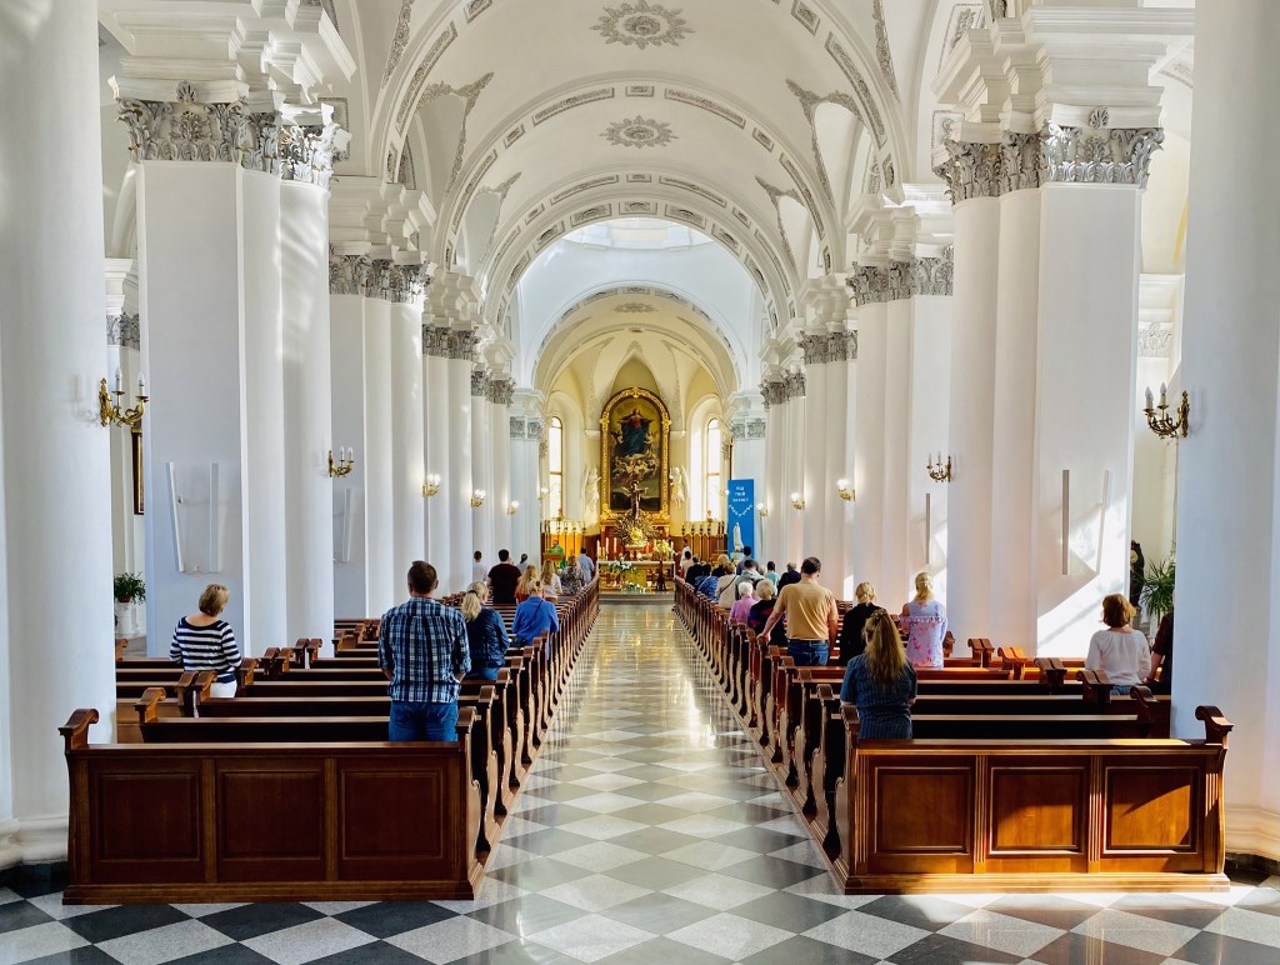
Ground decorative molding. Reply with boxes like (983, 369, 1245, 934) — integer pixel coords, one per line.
(397, 142, 417, 189)
(1138, 323, 1173, 359)
(886, 260, 914, 302)
(470, 368, 491, 397)
(329, 248, 371, 296)
(533, 87, 616, 125)
(914, 248, 954, 297)
(509, 415, 527, 439)
(784, 370, 806, 400)
(940, 5, 981, 71)
(276, 122, 339, 189)
(366, 260, 428, 303)
(802, 331, 856, 365)
(447, 329, 478, 361)
(664, 88, 745, 129)
(616, 302, 657, 313)
(746, 418, 767, 439)
(116, 81, 248, 163)
(824, 34, 886, 146)
(801, 333, 828, 365)
(934, 138, 1003, 203)
(1042, 124, 1164, 188)
(383, 0, 416, 85)
(760, 377, 788, 408)
(848, 264, 891, 306)
(872, 0, 898, 98)
(395, 23, 458, 133)
(602, 115, 676, 148)
(107, 312, 140, 351)
(998, 130, 1043, 194)
(423, 324, 452, 357)
(593, 1, 692, 50)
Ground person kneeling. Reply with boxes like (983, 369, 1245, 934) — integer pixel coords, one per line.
(379, 561, 470, 742)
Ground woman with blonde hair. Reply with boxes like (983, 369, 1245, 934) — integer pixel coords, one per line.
(170, 583, 242, 697)
(540, 559, 562, 599)
(837, 581, 884, 666)
(1085, 593, 1149, 694)
(461, 581, 510, 681)
(840, 609, 918, 739)
(901, 571, 948, 669)
(515, 564, 540, 603)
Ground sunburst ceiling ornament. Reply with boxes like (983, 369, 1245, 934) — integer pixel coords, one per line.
(593, 1, 692, 50)
(603, 116, 676, 148)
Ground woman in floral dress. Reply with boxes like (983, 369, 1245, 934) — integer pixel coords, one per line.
(900, 572, 947, 669)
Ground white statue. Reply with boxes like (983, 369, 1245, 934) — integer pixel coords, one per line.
(732, 522, 743, 554)
(582, 466, 600, 515)
(669, 466, 688, 506)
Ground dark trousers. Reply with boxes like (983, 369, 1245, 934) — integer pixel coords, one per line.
(388, 700, 458, 742)
(466, 667, 500, 681)
(788, 640, 829, 667)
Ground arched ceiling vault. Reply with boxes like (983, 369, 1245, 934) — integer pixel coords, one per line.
(364, 0, 910, 291)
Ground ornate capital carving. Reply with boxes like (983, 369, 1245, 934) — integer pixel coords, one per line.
(509, 415, 527, 439)
(487, 377, 515, 405)
(107, 312, 140, 350)
(470, 368, 491, 397)
(801, 333, 829, 366)
(760, 377, 788, 408)
(276, 122, 339, 189)
(828, 331, 856, 362)
(447, 329, 477, 361)
(887, 260, 914, 302)
(914, 247, 954, 297)
(117, 81, 249, 163)
(784, 371, 806, 400)
(328, 247, 370, 295)
(422, 324, 452, 357)
(999, 131, 1045, 194)
(1042, 124, 1164, 188)
(848, 264, 892, 306)
(366, 260, 427, 303)
(934, 139, 1003, 204)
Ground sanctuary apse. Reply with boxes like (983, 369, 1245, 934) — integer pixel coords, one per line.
(1, 1, 1280, 953)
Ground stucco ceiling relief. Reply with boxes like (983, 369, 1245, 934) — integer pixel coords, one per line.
(602, 116, 677, 149)
(593, 1, 692, 50)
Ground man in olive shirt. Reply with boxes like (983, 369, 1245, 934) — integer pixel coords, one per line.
(761, 556, 838, 666)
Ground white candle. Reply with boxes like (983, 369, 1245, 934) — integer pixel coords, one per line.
(1160, 383, 1168, 407)
(138, 372, 146, 397)
(114, 367, 122, 393)
(1145, 387, 1154, 409)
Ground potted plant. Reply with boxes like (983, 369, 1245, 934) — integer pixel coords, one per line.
(114, 572, 146, 637)
(1140, 553, 1175, 628)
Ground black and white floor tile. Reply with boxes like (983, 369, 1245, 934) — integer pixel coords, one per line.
(4, 604, 1279, 964)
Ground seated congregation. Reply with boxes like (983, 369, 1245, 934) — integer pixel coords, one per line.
(64, 556, 600, 904)
(675, 557, 1229, 894)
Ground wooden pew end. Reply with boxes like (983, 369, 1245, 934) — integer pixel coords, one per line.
(1196, 706, 1234, 746)
(59, 709, 99, 752)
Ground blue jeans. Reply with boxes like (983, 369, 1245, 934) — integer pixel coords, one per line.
(389, 701, 458, 742)
(467, 667, 499, 681)
(788, 640, 829, 667)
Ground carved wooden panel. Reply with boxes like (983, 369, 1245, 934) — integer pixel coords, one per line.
(873, 766, 972, 855)
(92, 763, 203, 883)
(339, 761, 452, 880)
(217, 765, 326, 881)
(990, 766, 1086, 853)
(1105, 765, 1198, 852)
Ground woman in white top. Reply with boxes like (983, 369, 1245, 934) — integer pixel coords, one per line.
(539, 560, 562, 600)
(1085, 593, 1149, 693)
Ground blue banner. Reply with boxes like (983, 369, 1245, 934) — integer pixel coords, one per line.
(726, 479, 756, 559)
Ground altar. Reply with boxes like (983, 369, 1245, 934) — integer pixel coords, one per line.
(598, 559, 673, 593)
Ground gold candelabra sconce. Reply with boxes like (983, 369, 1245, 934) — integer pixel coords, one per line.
(927, 454, 953, 483)
(470, 488, 487, 508)
(506, 500, 519, 516)
(1144, 384, 1190, 440)
(99, 370, 148, 430)
(756, 502, 769, 518)
(790, 492, 806, 511)
(328, 447, 355, 478)
(836, 478, 856, 502)
(422, 473, 441, 497)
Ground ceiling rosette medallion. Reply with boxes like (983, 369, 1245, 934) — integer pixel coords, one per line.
(593, 1, 692, 50)
(602, 116, 676, 148)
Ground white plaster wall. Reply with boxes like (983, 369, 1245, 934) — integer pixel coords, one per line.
(331, 294, 369, 617)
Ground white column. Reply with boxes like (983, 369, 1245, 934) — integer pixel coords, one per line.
(509, 394, 544, 564)
(989, 183, 1041, 648)
(943, 178, 1001, 641)
(882, 276, 913, 606)
(471, 370, 495, 562)
(761, 377, 787, 565)
(801, 337, 828, 570)
(907, 253, 953, 597)
(783, 372, 807, 565)
(447, 331, 475, 594)
(329, 258, 369, 617)
(491, 380, 513, 554)
(391, 295, 426, 576)
(823, 334, 852, 598)
(852, 287, 888, 595)
(364, 298, 395, 614)
(0, 0, 115, 864)
(280, 178, 335, 642)
(1173, 0, 1280, 860)
(424, 334, 452, 591)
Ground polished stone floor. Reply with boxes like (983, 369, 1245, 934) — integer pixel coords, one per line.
(3, 603, 1279, 964)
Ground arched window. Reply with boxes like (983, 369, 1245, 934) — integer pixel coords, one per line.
(704, 418, 722, 520)
(548, 416, 564, 519)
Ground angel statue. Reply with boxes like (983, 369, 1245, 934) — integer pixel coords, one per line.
(582, 466, 600, 516)
(669, 466, 688, 507)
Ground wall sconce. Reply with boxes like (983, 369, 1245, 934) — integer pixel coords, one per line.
(506, 500, 519, 515)
(99, 370, 148, 430)
(756, 502, 769, 518)
(1144, 384, 1189, 439)
(470, 488, 487, 508)
(422, 473, 441, 497)
(538, 485, 550, 501)
(927, 454, 953, 483)
(328, 447, 355, 478)
(790, 492, 805, 511)
(836, 479, 855, 501)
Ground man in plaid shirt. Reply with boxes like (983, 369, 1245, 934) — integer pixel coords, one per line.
(379, 561, 471, 741)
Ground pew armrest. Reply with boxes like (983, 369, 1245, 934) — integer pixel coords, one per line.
(1077, 668, 1113, 704)
(1196, 706, 1234, 746)
(59, 709, 99, 752)
(968, 638, 993, 667)
(1034, 657, 1068, 692)
(134, 687, 167, 725)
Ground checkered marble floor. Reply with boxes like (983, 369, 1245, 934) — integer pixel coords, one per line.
(4, 604, 1280, 965)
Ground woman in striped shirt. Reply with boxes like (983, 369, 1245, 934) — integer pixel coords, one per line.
(170, 584, 242, 697)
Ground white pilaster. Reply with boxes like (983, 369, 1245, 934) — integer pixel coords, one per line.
(424, 338, 452, 591)
(852, 289, 888, 595)
(447, 337, 475, 595)
(390, 293, 426, 576)
(329, 253, 369, 617)
(471, 370, 495, 562)
(1173, 0, 1280, 861)
(364, 298, 395, 614)
(0, 0, 115, 866)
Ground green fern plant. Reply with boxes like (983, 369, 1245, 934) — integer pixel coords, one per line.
(114, 572, 146, 604)
(1140, 554, 1175, 623)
